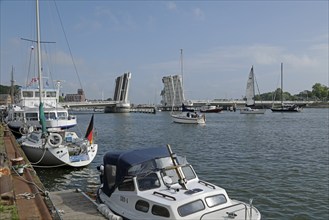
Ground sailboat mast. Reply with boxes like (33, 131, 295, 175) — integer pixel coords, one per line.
(36, 0, 43, 104)
(10, 66, 14, 104)
(281, 62, 283, 107)
(36, 0, 47, 135)
(180, 49, 183, 88)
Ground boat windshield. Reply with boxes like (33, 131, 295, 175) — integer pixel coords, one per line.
(161, 165, 196, 185)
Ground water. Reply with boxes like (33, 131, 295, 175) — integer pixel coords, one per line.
(36, 108, 329, 220)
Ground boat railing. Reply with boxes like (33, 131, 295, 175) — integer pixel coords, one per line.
(198, 180, 216, 189)
(153, 191, 176, 201)
(201, 201, 255, 220)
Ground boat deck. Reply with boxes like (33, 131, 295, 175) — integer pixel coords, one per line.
(49, 189, 106, 220)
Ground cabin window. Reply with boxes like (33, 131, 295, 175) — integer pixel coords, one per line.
(178, 199, 205, 217)
(137, 173, 160, 191)
(45, 112, 56, 120)
(46, 91, 56, 97)
(152, 205, 170, 218)
(105, 165, 116, 189)
(35, 91, 45, 98)
(135, 200, 149, 213)
(118, 178, 135, 191)
(57, 112, 67, 119)
(205, 194, 227, 208)
(161, 165, 196, 185)
(25, 113, 38, 121)
(182, 165, 196, 179)
(22, 91, 33, 97)
(14, 113, 23, 120)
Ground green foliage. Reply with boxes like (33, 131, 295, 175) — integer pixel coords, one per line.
(59, 96, 65, 102)
(0, 204, 19, 220)
(0, 84, 20, 96)
(312, 83, 328, 101)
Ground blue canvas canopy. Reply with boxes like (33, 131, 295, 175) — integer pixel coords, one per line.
(102, 146, 171, 196)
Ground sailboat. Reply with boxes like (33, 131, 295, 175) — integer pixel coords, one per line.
(271, 63, 302, 112)
(240, 66, 266, 114)
(19, 0, 98, 168)
(170, 50, 205, 124)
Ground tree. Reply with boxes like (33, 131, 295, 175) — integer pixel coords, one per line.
(312, 83, 328, 101)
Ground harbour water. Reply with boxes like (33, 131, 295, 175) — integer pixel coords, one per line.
(36, 108, 329, 220)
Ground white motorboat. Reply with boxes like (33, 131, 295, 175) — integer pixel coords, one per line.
(171, 112, 206, 124)
(96, 145, 261, 220)
(240, 107, 266, 114)
(240, 66, 266, 114)
(6, 84, 77, 137)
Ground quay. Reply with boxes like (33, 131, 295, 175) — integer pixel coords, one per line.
(130, 106, 156, 114)
(0, 124, 106, 220)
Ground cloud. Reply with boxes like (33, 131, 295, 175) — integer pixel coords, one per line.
(192, 7, 205, 20)
(74, 17, 102, 31)
(49, 50, 84, 67)
(166, 2, 177, 11)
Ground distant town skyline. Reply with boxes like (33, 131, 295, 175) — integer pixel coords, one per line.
(1, 1, 328, 104)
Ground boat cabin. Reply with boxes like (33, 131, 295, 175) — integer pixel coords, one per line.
(97, 146, 245, 220)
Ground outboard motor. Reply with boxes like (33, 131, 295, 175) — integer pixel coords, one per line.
(97, 164, 104, 185)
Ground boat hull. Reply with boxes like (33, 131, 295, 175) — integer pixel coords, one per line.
(171, 113, 205, 124)
(20, 131, 98, 167)
(240, 108, 266, 114)
(271, 105, 302, 112)
(21, 143, 98, 167)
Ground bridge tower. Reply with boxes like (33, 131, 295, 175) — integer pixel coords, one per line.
(104, 72, 131, 113)
(160, 75, 185, 108)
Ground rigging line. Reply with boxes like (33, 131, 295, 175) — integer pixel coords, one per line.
(254, 74, 264, 106)
(53, 0, 83, 91)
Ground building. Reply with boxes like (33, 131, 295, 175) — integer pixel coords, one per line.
(0, 94, 12, 106)
(64, 89, 86, 102)
(160, 75, 185, 107)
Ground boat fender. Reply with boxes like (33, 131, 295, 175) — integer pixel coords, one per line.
(97, 204, 122, 220)
(19, 125, 29, 135)
(47, 133, 63, 148)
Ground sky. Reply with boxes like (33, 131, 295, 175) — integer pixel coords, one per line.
(0, 0, 328, 104)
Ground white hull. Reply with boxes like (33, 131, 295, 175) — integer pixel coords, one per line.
(171, 112, 205, 124)
(20, 131, 97, 167)
(7, 115, 77, 130)
(99, 190, 260, 220)
(240, 108, 266, 114)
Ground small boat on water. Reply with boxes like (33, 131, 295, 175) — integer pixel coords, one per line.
(171, 111, 206, 124)
(271, 63, 302, 113)
(200, 104, 223, 113)
(169, 50, 206, 124)
(96, 145, 261, 220)
(240, 66, 266, 114)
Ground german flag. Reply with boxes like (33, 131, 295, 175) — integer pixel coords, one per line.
(85, 114, 94, 144)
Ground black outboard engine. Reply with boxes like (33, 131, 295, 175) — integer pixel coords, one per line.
(97, 164, 104, 184)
